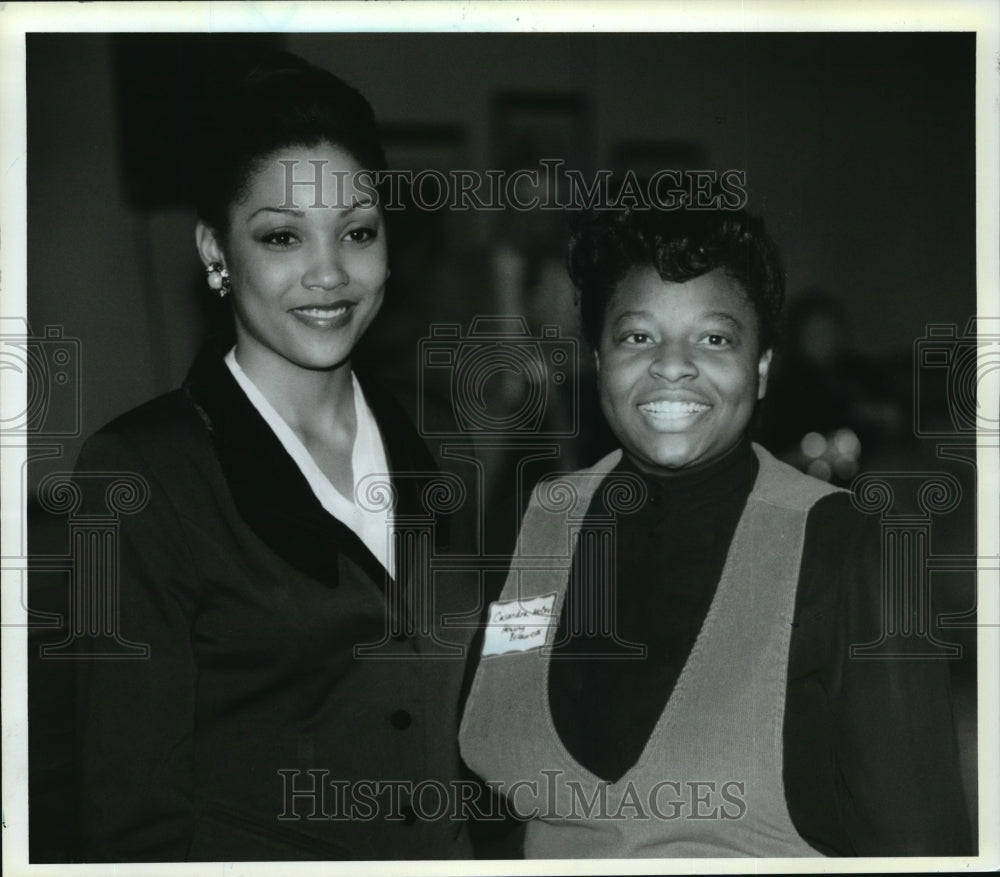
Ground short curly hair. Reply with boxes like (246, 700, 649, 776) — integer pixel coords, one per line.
(568, 207, 785, 351)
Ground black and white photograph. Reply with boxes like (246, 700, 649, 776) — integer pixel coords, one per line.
(2, 2, 998, 874)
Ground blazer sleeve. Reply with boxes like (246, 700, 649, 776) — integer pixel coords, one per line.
(74, 428, 202, 861)
(826, 496, 973, 855)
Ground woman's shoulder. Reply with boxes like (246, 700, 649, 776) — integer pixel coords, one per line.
(751, 442, 847, 511)
(75, 388, 210, 473)
(794, 475, 883, 638)
(521, 449, 625, 523)
(748, 443, 875, 555)
(79, 342, 248, 472)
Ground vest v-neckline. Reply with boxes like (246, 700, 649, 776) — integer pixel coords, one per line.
(540, 466, 767, 792)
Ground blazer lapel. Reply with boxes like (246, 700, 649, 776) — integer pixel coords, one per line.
(355, 375, 439, 523)
(182, 346, 390, 591)
(354, 374, 448, 626)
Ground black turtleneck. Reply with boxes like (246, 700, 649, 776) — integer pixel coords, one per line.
(545, 435, 972, 856)
(549, 434, 758, 783)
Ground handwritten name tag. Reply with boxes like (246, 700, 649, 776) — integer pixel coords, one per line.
(482, 593, 558, 656)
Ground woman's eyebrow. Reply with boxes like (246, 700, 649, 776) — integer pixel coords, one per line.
(248, 206, 305, 221)
(337, 196, 376, 216)
(610, 309, 653, 325)
(701, 311, 745, 329)
(246, 199, 377, 224)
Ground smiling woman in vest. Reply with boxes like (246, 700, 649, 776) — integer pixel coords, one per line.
(459, 206, 971, 857)
(73, 54, 472, 861)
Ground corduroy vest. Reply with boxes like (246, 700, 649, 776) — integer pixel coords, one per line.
(460, 444, 841, 858)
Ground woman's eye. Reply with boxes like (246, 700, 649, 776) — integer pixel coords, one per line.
(704, 333, 731, 347)
(622, 331, 652, 345)
(260, 230, 298, 248)
(344, 226, 377, 244)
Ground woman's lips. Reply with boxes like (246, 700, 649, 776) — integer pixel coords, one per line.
(289, 302, 355, 329)
(637, 399, 711, 426)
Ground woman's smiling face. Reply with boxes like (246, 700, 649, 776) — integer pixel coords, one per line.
(201, 142, 388, 374)
(597, 265, 772, 471)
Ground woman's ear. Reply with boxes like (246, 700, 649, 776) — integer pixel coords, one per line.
(195, 220, 224, 268)
(757, 348, 773, 400)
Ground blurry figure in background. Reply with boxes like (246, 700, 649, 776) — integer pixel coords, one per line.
(759, 290, 907, 484)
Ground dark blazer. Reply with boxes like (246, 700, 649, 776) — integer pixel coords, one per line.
(74, 346, 476, 861)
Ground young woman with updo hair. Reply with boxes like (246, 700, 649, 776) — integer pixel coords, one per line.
(74, 54, 472, 862)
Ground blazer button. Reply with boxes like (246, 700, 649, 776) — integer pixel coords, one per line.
(390, 709, 412, 730)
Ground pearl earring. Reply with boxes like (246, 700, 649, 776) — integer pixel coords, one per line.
(206, 261, 231, 298)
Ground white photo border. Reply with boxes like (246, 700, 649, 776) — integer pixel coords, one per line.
(2, 2, 997, 875)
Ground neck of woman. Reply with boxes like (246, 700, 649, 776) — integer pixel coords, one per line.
(620, 433, 756, 505)
(233, 344, 357, 442)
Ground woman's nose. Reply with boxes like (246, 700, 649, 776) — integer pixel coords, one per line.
(302, 243, 348, 290)
(649, 342, 698, 381)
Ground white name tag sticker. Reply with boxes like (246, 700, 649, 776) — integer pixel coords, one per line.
(481, 593, 558, 656)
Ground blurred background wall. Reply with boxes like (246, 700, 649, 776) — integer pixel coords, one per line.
(26, 31, 975, 473)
